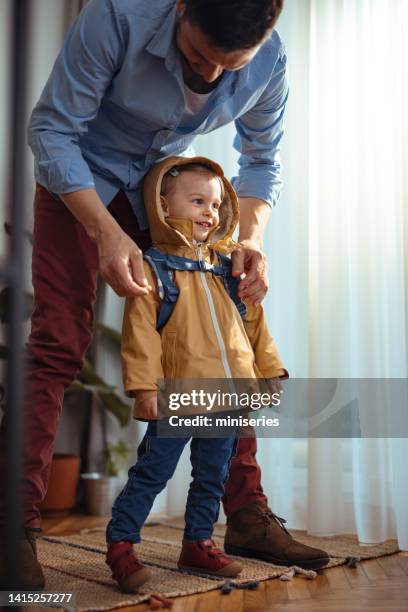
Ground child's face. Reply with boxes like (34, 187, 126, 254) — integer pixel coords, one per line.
(161, 171, 222, 242)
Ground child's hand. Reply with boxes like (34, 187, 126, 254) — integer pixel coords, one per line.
(266, 378, 284, 397)
(138, 396, 158, 419)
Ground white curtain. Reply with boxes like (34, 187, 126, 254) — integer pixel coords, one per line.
(8, 0, 407, 547)
(194, 0, 408, 549)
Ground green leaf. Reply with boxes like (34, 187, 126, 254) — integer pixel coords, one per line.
(104, 440, 132, 476)
(65, 381, 117, 394)
(96, 322, 121, 345)
(96, 391, 130, 427)
(79, 359, 130, 426)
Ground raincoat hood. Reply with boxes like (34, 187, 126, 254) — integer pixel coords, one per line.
(143, 156, 239, 254)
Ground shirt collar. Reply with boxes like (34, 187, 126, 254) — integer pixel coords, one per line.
(146, 5, 178, 59)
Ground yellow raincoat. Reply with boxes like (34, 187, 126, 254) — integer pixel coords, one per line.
(121, 156, 288, 419)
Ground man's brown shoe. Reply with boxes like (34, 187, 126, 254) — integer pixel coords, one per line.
(224, 501, 330, 570)
(0, 528, 45, 590)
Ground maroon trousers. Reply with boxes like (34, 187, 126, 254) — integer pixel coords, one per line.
(1, 185, 267, 528)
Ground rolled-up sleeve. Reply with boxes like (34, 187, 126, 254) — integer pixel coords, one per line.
(27, 0, 125, 194)
(231, 43, 289, 207)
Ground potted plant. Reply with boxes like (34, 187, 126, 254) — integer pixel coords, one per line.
(81, 440, 132, 516)
(38, 454, 81, 517)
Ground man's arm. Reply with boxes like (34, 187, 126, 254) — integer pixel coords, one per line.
(28, 1, 147, 297)
(231, 34, 288, 302)
(28, 0, 124, 196)
(238, 197, 271, 248)
(232, 36, 288, 211)
(232, 197, 271, 304)
(60, 189, 149, 297)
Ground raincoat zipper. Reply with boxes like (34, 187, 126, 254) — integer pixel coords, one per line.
(195, 242, 233, 379)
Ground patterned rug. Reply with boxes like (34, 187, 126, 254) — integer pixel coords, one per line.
(37, 521, 399, 611)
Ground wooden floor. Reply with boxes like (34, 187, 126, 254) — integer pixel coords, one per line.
(42, 514, 408, 612)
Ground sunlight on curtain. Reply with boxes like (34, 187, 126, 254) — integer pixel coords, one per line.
(305, 0, 408, 548)
(195, 0, 408, 547)
(308, 0, 407, 379)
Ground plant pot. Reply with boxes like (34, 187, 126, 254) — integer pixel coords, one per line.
(38, 454, 81, 517)
(80, 473, 122, 516)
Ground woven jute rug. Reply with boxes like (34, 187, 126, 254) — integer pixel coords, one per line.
(37, 520, 399, 611)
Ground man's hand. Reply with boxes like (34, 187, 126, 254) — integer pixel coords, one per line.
(232, 242, 268, 305)
(60, 187, 151, 298)
(96, 227, 151, 297)
(235, 197, 271, 304)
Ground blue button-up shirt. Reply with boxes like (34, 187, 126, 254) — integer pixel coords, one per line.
(28, 0, 288, 230)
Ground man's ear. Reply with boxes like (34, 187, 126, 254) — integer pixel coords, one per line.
(160, 195, 169, 217)
(176, 0, 186, 17)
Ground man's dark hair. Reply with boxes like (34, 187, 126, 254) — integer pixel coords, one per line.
(183, 0, 284, 52)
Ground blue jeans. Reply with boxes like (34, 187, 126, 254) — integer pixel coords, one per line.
(106, 421, 238, 543)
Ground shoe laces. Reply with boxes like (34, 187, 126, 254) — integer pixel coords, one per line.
(260, 509, 290, 536)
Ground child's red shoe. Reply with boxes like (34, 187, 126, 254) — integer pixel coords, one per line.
(178, 539, 243, 577)
(106, 541, 151, 593)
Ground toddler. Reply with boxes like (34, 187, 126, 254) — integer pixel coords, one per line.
(105, 156, 288, 593)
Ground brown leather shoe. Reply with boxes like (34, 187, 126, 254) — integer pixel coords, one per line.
(224, 501, 330, 570)
(0, 528, 45, 590)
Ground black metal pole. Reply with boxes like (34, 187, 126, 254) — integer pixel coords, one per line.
(4, 0, 31, 589)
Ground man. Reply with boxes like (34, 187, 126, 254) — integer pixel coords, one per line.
(1, 0, 329, 588)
